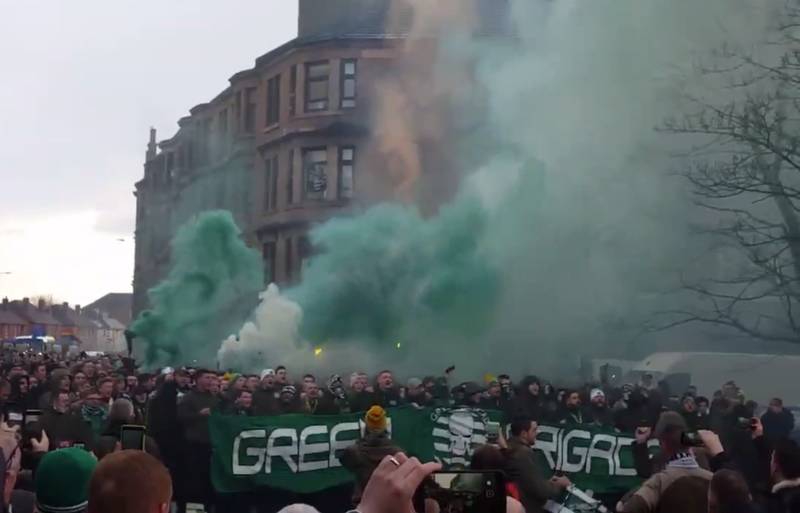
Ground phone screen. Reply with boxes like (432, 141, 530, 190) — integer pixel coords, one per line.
(424, 471, 505, 513)
(25, 409, 42, 425)
(120, 425, 146, 450)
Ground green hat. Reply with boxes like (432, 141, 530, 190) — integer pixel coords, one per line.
(35, 448, 97, 513)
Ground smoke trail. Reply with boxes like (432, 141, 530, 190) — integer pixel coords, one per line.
(131, 211, 263, 367)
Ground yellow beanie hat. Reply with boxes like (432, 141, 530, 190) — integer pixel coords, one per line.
(365, 405, 387, 432)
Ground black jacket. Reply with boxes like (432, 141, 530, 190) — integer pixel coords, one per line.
(762, 410, 796, 441)
(371, 387, 403, 408)
(510, 377, 544, 421)
(348, 391, 374, 413)
(252, 388, 278, 416)
(39, 409, 94, 451)
(176, 390, 219, 444)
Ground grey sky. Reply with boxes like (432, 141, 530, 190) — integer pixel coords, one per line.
(0, 1, 297, 305)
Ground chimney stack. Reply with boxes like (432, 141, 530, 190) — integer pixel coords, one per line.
(146, 127, 157, 161)
(37, 298, 46, 310)
(75, 305, 82, 315)
(1, 298, 7, 309)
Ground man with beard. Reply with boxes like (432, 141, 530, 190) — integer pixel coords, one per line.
(349, 372, 373, 413)
(585, 388, 612, 428)
(252, 369, 278, 415)
(480, 380, 505, 412)
(512, 376, 544, 421)
(406, 378, 433, 408)
(557, 390, 584, 425)
(681, 394, 709, 431)
(372, 370, 402, 408)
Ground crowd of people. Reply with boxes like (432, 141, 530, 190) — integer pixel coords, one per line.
(0, 347, 796, 513)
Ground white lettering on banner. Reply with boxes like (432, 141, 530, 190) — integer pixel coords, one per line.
(232, 430, 267, 475)
(329, 422, 360, 468)
(561, 429, 591, 473)
(266, 428, 298, 473)
(298, 425, 330, 472)
(231, 421, 367, 475)
(534, 427, 647, 477)
(586, 434, 616, 474)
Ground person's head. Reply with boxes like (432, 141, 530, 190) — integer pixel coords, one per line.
(470, 444, 507, 472)
(564, 390, 581, 410)
(654, 411, 690, 457)
(590, 388, 606, 408)
(73, 371, 88, 389)
(175, 370, 190, 389)
(771, 439, 800, 483)
(29, 375, 39, 389)
(510, 418, 538, 447)
(305, 382, 321, 400)
(260, 369, 275, 388)
(58, 374, 72, 393)
(708, 469, 751, 513)
(32, 363, 47, 382)
(350, 372, 365, 392)
(279, 385, 297, 404)
(423, 376, 436, 393)
(302, 374, 316, 386)
(525, 376, 541, 396)
(487, 381, 501, 398)
(190, 370, 211, 393)
(125, 375, 138, 391)
(377, 370, 394, 391)
(35, 447, 98, 513)
(0, 378, 11, 403)
(109, 398, 135, 424)
(140, 373, 156, 392)
(682, 395, 697, 413)
(686, 385, 698, 397)
(642, 373, 653, 386)
(696, 396, 710, 415)
(769, 397, 784, 414)
(275, 366, 288, 384)
(81, 388, 104, 409)
(97, 378, 114, 400)
(209, 374, 221, 395)
(406, 378, 423, 397)
(88, 450, 171, 513)
(52, 391, 71, 413)
(357, 372, 369, 390)
(365, 406, 388, 434)
(245, 375, 260, 391)
(81, 361, 95, 378)
(11, 374, 29, 396)
(235, 390, 253, 409)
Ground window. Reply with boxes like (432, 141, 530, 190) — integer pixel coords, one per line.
(287, 149, 295, 205)
(285, 237, 293, 282)
(264, 155, 278, 210)
(266, 75, 280, 126)
(305, 61, 329, 112)
(302, 148, 328, 200)
(340, 59, 357, 108)
(338, 146, 355, 199)
(263, 242, 276, 285)
(289, 65, 297, 117)
(299, 236, 313, 275)
(244, 87, 257, 133)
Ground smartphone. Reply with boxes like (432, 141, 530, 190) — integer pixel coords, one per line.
(120, 424, 146, 451)
(485, 421, 500, 444)
(424, 471, 505, 513)
(25, 409, 42, 425)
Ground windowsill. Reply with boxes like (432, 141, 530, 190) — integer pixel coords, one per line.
(262, 123, 279, 134)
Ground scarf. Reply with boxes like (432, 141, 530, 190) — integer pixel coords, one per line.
(81, 404, 107, 419)
(667, 451, 700, 470)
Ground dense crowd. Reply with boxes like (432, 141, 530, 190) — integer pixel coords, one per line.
(0, 348, 796, 513)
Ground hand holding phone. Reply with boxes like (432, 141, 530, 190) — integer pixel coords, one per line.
(120, 425, 146, 451)
(424, 470, 505, 513)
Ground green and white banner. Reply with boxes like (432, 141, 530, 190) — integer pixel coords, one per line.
(210, 407, 645, 494)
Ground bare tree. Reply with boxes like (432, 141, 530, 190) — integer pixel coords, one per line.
(655, 3, 800, 343)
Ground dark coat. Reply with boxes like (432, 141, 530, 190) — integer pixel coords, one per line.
(505, 437, 561, 513)
(510, 376, 543, 421)
(252, 388, 278, 416)
(94, 419, 161, 461)
(348, 391, 374, 413)
(39, 409, 94, 450)
(340, 431, 401, 505)
(176, 390, 219, 444)
(371, 387, 403, 409)
(762, 409, 796, 441)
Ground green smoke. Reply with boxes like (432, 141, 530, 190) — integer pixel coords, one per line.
(130, 210, 263, 367)
(288, 186, 500, 349)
